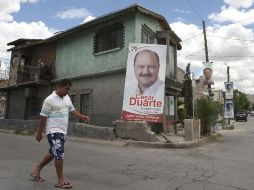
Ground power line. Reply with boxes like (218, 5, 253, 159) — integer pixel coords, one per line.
(184, 0, 203, 21)
(233, 16, 254, 24)
(183, 54, 254, 58)
(207, 34, 254, 42)
(181, 33, 203, 41)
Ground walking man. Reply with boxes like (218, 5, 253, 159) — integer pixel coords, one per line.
(31, 79, 89, 189)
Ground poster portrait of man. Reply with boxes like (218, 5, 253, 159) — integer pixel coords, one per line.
(122, 43, 167, 123)
(203, 62, 214, 85)
(225, 82, 233, 99)
(224, 100, 234, 118)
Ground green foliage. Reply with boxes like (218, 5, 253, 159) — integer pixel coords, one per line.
(217, 119, 227, 126)
(177, 98, 185, 123)
(177, 108, 186, 123)
(196, 98, 223, 136)
(209, 133, 223, 141)
(233, 89, 251, 113)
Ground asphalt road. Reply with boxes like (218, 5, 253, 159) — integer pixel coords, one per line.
(1, 118, 254, 190)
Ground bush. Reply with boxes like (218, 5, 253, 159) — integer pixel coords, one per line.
(196, 98, 223, 136)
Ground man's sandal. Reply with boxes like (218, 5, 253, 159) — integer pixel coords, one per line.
(55, 181, 73, 189)
(30, 173, 45, 182)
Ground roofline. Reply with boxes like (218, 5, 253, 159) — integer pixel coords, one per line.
(7, 4, 181, 51)
(7, 38, 42, 46)
(46, 4, 171, 42)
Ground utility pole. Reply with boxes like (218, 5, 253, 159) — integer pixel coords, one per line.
(227, 66, 230, 125)
(202, 20, 213, 135)
(202, 20, 213, 97)
(203, 20, 209, 63)
(227, 66, 230, 82)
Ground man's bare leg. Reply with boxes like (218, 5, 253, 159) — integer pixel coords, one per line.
(55, 159, 64, 184)
(33, 153, 53, 177)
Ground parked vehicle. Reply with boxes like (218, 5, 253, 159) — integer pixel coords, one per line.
(250, 111, 254, 116)
(235, 112, 247, 122)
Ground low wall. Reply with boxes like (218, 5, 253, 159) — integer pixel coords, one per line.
(0, 119, 115, 140)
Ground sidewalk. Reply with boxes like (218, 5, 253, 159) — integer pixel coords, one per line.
(124, 134, 210, 149)
(0, 128, 212, 149)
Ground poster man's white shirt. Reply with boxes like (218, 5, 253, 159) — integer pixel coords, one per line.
(123, 79, 164, 114)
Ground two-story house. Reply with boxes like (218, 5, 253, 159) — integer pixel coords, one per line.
(0, 39, 55, 119)
(2, 4, 182, 131)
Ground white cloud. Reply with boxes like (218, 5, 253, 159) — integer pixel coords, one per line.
(0, 0, 53, 70)
(172, 0, 254, 94)
(0, 0, 40, 22)
(224, 0, 254, 8)
(56, 8, 92, 20)
(81, 15, 96, 24)
(0, 21, 54, 59)
(209, 6, 254, 25)
(171, 21, 254, 94)
(21, 0, 40, 3)
(173, 9, 192, 14)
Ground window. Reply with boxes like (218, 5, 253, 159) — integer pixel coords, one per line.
(94, 23, 124, 53)
(69, 95, 76, 122)
(80, 94, 90, 116)
(26, 96, 42, 119)
(70, 95, 75, 106)
(143, 32, 149, 44)
(141, 24, 155, 44)
(167, 45, 176, 78)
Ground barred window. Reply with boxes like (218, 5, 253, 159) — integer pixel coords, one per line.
(26, 96, 42, 118)
(94, 23, 124, 53)
(141, 24, 155, 44)
(69, 95, 76, 122)
(80, 94, 90, 116)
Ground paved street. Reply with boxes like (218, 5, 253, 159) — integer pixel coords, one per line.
(1, 118, 254, 190)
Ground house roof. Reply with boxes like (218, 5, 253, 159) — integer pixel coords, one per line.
(7, 38, 42, 46)
(46, 4, 172, 41)
(7, 4, 181, 51)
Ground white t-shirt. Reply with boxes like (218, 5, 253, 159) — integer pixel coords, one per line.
(40, 91, 75, 135)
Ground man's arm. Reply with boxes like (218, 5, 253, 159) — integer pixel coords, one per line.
(36, 116, 47, 142)
(71, 110, 90, 123)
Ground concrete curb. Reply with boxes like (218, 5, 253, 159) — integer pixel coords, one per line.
(125, 137, 209, 149)
(0, 128, 211, 149)
(67, 136, 126, 147)
(0, 129, 15, 134)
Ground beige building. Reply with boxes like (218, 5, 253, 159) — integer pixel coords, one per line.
(177, 67, 185, 83)
(193, 76, 224, 104)
(193, 76, 208, 101)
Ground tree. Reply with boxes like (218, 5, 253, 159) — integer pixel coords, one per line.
(177, 98, 186, 125)
(233, 90, 250, 113)
(196, 98, 223, 136)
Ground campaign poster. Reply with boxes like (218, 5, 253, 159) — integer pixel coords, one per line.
(224, 100, 234, 118)
(225, 82, 233, 99)
(203, 62, 214, 85)
(122, 43, 167, 123)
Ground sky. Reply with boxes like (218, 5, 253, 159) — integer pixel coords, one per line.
(0, 0, 254, 94)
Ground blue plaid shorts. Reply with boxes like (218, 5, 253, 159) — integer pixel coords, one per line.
(47, 133, 65, 160)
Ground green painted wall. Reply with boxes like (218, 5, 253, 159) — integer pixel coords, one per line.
(55, 12, 165, 80)
(135, 12, 164, 43)
(54, 12, 170, 126)
(55, 14, 136, 79)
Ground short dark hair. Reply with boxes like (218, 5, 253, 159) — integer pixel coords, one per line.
(58, 79, 72, 87)
(134, 49, 160, 66)
(204, 67, 212, 72)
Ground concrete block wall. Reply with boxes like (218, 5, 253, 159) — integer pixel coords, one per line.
(0, 119, 115, 140)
